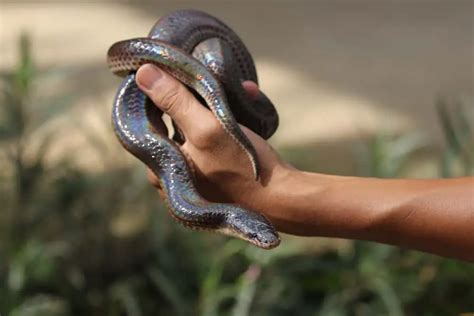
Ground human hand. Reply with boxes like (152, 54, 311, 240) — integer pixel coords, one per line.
(135, 64, 291, 220)
(134, 64, 474, 260)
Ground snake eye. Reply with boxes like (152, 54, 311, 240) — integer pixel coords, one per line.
(248, 232, 258, 239)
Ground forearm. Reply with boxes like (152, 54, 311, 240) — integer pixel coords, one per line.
(135, 65, 473, 259)
(267, 170, 474, 261)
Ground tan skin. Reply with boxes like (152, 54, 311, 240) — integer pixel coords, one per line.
(135, 64, 474, 262)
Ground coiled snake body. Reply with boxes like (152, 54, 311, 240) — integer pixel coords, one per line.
(107, 10, 280, 249)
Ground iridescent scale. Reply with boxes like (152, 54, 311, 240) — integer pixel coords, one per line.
(107, 9, 280, 249)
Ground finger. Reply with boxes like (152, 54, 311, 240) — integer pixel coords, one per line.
(242, 80, 259, 101)
(147, 103, 169, 136)
(147, 168, 161, 189)
(136, 64, 215, 136)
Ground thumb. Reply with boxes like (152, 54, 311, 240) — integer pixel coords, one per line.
(135, 64, 214, 136)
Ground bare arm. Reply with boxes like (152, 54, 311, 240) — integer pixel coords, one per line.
(136, 64, 474, 261)
(268, 172, 474, 261)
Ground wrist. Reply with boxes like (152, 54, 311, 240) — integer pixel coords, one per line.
(266, 169, 383, 239)
(264, 167, 340, 236)
(262, 165, 474, 260)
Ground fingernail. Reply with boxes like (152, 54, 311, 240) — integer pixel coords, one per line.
(137, 64, 163, 90)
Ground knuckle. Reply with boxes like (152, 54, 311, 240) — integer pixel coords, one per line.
(155, 82, 185, 115)
(206, 120, 224, 136)
(192, 120, 224, 150)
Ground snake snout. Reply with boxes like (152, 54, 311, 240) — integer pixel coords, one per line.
(227, 209, 280, 249)
(254, 229, 280, 249)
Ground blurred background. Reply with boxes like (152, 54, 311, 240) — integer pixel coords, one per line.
(0, 1, 473, 315)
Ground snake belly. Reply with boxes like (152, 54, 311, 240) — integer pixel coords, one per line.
(107, 10, 280, 249)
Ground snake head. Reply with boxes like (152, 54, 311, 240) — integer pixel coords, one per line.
(224, 208, 280, 249)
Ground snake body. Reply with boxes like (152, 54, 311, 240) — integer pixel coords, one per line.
(107, 10, 280, 249)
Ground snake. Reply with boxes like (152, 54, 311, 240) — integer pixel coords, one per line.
(107, 9, 280, 249)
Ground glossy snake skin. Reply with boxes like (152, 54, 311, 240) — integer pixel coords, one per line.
(107, 10, 280, 249)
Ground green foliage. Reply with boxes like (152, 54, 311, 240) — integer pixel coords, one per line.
(1, 33, 473, 316)
(437, 97, 474, 176)
(355, 133, 427, 178)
